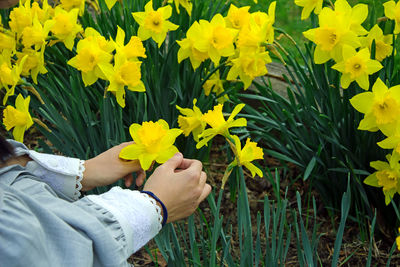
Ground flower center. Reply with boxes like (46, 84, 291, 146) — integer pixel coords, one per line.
(372, 94, 400, 125)
(377, 170, 398, 191)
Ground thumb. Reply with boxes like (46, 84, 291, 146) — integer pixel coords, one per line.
(162, 152, 183, 170)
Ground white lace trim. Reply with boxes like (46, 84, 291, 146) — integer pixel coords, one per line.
(87, 186, 162, 254)
(141, 193, 163, 226)
(74, 160, 85, 199)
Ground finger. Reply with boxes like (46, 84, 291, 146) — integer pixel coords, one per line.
(198, 184, 212, 203)
(176, 158, 197, 170)
(161, 152, 183, 170)
(198, 171, 207, 187)
(185, 159, 203, 174)
(124, 173, 133, 188)
(136, 170, 146, 187)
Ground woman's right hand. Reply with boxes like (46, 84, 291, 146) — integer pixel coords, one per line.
(143, 153, 211, 223)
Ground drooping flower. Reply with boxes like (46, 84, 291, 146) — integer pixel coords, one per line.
(132, 1, 179, 47)
(360, 24, 393, 62)
(192, 14, 237, 65)
(203, 70, 228, 103)
(176, 99, 206, 142)
(50, 7, 83, 50)
(364, 152, 400, 205)
(350, 78, 400, 136)
(2, 94, 33, 143)
(294, 0, 323, 20)
(225, 4, 251, 30)
(113, 26, 146, 61)
(227, 47, 272, 89)
(384, 0, 400, 34)
(100, 53, 145, 108)
(331, 45, 382, 90)
(168, 0, 192, 16)
(67, 27, 114, 86)
(196, 103, 247, 149)
(177, 21, 209, 70)
(231, 135, 264, 177)
(119, 120, 182, 170)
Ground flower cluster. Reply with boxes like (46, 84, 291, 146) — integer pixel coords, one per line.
(177, 2, 276, 99)
(302, 0, 384, 90)
(176, 101, 264, 188)
(300, 0, 400, 206)
(68, 26, 146, 108)
(1, 0, 84, 141)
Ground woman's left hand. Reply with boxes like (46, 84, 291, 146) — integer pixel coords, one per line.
(81, 142, 146, 191)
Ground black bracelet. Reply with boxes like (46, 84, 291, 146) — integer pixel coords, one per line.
(141, 190, 168, 227)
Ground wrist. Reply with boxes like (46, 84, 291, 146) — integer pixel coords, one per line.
(141, 190, 168, 226)
(81, 159, 96, 191)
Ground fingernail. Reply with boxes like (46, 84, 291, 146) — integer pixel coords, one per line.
(175, 152, 183, 157)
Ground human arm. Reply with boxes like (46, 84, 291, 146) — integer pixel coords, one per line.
(86, 152, 212, 252)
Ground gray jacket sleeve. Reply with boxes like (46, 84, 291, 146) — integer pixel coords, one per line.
(0, 176, 131, 267)
(8, 140, 83, 201)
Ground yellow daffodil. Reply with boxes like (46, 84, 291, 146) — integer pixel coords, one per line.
(17, 45, 47, 84)
(203, 70, 228, 103)
(377, 123, 400, 153)
(364, 152, 400, 205)
(31, 0, 54, 24)
(2, 94, 33, 143)
(67, 28, 114, 86)
(196, 103, 247, 149)
(192, 14, 237, 65)
(132, 1, 179, 47)
(168, 0, 192, 16)
(303, 0, 366, 63)
(100, 53, 145, 108)
(384, 0, 400, 34)
(176, 99, 206, 142)
(60, 0, 86, 16)
(21, 16, 54, 50)
(50, 7, 83, 50)
(177, 21, 209, 70)
(119, 120, 182, 170)
(222, 135, 264, 188)
(231, 135, 263, 177)
(0, 53, 27, 105)
(9, 0, 33, 37)
(225, 4, 251, 30)
(236, 5, 276, 49)
(332, 45, 382, 90)
(294, 0, 323, 20)
(360, 24, 393, 62)
(113, 26, 146, 61)
(0, 31, 16, 53)
(227, 47, 272, 90)
(350, 78, 400, 136)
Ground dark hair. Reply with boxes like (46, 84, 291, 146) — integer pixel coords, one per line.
(0, 135, 14, 163)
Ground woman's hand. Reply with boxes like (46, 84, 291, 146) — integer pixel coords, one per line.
(81, 142, 146, 191)
(143, 153, 212, 223)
